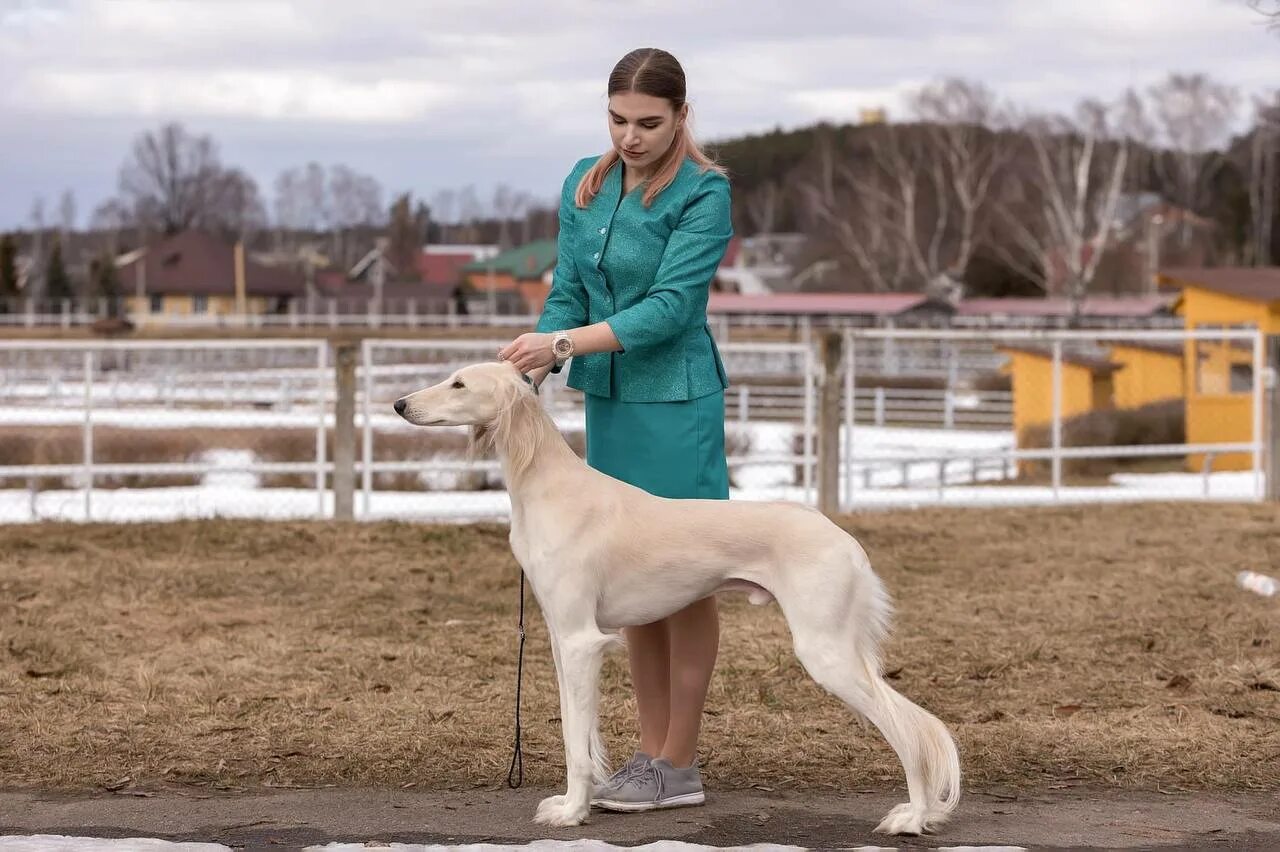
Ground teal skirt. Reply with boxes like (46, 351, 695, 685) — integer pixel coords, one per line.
(584, 384, 730, 501)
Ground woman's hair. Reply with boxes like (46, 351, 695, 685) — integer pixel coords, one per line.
(575, 48, 726, 209)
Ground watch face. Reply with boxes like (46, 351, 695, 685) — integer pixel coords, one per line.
(554, 338, 572, 356)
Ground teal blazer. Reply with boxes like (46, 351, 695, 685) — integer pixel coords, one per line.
(535, 155, 733, 402)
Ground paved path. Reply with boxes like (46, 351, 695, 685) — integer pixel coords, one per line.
(1, 785, 1278, 850)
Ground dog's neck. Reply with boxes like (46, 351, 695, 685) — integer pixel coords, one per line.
(489, 394, 583, 493)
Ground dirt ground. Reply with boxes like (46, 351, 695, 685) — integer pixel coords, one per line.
(2, 501, 1280, 798)
(2, 503, 1278, 803)
(4, 503, 1280, 848)
(3, 785, 1279, 849)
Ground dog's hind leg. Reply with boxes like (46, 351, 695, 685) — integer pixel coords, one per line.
(777, 564, 960, 836)
(534, 627, 611, 827)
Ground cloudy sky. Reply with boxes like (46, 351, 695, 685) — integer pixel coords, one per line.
(0, 0, 1276, 229)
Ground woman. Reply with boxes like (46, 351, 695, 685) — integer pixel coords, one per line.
(498, 46, 733, 813)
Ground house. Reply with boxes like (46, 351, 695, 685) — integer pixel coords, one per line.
(1158, 266, 1280, 471)
(1105, 341, 1185, 409)
(418, 244, 498, 290)
(114, 231, 304, 320)
(461, 239, 557, 313)
(997, 346, 1119, 450)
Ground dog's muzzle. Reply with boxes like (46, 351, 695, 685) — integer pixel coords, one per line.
(393, 398, 408, 417)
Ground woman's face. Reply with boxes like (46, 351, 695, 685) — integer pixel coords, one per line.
(607, 91, 684, 174)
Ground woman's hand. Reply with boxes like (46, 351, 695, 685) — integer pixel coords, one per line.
(498, 332, 556, 373)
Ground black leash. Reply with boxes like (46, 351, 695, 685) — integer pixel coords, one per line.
(506, 570, 527, 788)
(506, 372, 536, 788)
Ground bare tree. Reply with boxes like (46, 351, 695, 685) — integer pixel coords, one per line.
(906, 77, 1012, 293)
(745, 179, 780, 235)
(457, 185, 483, 243)
(117, 122, 266, 238)
(119, 123, 221, 234)
(431, 189, 457, 242)
(28, 197, 46, 298)
(799, 82, 1009, 295)
(57, 189, 76, 243)
(491, 184, 526, 248)
(995, 97, 1135, 321)
(1249, 0, 1280, 31)
(89, 198, 132, 256)
(1248, 91, 1280, 265)
(209, 168, 268, 240)
(1146, 73, 1240, 243)
(798, 126, 909, 292)
(328, 165, 384, 228)
(274, 168, 307, 234)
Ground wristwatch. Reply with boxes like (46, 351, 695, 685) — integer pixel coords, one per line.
(551, 330, 575, 365)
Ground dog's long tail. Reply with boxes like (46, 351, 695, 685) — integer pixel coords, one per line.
(787, 559, 960, 828)
(859, 643, 961, 823)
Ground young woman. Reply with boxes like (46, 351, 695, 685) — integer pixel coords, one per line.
(498, 46, 733, 812)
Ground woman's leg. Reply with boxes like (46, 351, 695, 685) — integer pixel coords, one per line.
(658, 595, 720, 768)
(623, 619, 671, 757)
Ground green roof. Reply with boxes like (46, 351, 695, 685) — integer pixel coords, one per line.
(462, 239, 557, 279)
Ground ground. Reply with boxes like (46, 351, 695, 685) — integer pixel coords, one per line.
(1, 503, 1278, 848)
(3, 785, 1280, 849)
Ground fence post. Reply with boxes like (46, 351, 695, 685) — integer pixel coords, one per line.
(1267, 335, 1280, 502)
(817, 331, 842, 516)
(333, 341, 358, 521)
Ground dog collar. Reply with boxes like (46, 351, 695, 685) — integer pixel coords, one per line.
(520, 373, 539, 395)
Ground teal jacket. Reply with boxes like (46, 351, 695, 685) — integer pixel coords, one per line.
(535, 155, 733, 402)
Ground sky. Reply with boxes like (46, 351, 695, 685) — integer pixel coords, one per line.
(0, 0, 1277, 230)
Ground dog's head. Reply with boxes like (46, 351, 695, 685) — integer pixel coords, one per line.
(393, 361, 532, 428)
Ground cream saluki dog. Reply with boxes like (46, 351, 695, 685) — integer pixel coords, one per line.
(394, 362, 960, 835)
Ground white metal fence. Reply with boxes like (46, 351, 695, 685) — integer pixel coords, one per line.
(0, 328, 1270, 522)
(0, 339, 329, 522)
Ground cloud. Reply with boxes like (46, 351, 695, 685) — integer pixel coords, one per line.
(0, 0, 1277, 227)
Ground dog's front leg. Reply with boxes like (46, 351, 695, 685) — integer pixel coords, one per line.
(534, 629, 608, 827)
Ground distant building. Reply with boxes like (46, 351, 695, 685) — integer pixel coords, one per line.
(114, 231, 304, 320)
(1161, 266, 1280, 472)
(461, 239, 557, 313)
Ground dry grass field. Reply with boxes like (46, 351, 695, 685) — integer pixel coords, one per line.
(1, 503, 1278, 795)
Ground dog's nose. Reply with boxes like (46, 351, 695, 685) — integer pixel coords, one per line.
(393, 398, 407, 416)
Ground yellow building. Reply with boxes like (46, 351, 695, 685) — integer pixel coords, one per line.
(1159, 267, 1280, 471)
(115, 231, 303, 322)
(1106, 342, 1185, 409)
(998, 346, 1118, 444)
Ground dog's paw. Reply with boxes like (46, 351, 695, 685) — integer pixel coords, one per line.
(534, 794, 588, 827)
(873, 802, 931, 836)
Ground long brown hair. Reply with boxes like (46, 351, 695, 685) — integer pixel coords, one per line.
(575, 48, 726, 209)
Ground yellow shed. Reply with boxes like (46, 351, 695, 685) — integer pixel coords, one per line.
(1158, 267, 1280, 471)
(1106, 341, 1185, 409)
(998, 346, 1118, 445)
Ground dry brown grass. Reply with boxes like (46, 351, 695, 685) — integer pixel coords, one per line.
(1, 503, 1278, 795)
(0, 426, 205, 489)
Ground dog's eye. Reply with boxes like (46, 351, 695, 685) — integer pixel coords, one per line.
(451, 380, 465, 389)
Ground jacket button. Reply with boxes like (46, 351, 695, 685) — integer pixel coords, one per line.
(593, 252, 600, 260)
(598, 227, 606, 235)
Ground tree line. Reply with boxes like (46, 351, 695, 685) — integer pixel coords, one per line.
(4, 69, 1278, 317)
(714, 72, 1280, 316)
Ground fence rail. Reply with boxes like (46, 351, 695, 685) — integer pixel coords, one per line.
(0, 327, 1273, 522)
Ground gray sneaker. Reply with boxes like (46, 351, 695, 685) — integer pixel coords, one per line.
(590, 751, 651, 804)
(591, 757, 705, 812)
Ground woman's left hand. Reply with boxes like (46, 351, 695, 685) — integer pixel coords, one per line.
(498, 333, 556, 373)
